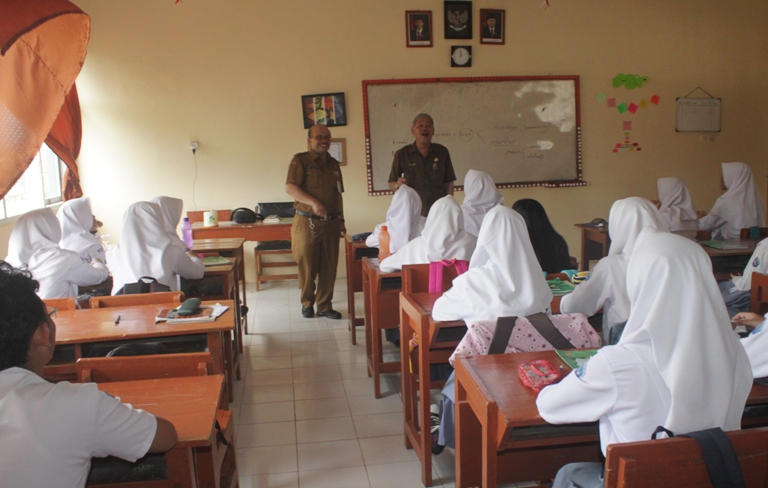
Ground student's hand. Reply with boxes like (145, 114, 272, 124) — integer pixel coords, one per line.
(651, 199, 661, 209)
(311, 202, 328, 219)
(696, 209, 708, 219)
(339, 222, 347, 238)
(731, 312, 764, 328)
(90, 258, 104, 265)
(730, 273, 742, 279)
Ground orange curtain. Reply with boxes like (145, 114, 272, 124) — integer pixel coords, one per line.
(46, 84, 84, 200)
(0, 0, 90, 200)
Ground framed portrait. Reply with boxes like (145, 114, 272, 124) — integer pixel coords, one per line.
(405, 11, 433, 47)
(301, 92, 347, 129)
(479, 9, 505, 45)
(444, 1, 472, 40)
(307, 137, 346, 165)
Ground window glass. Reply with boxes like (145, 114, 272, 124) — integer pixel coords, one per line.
(0, 144, 64, 219)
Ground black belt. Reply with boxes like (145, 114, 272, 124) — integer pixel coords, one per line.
(295, 210, 343, 221)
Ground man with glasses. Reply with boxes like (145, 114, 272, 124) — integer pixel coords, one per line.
(286, 124, 346, 319)
(0, 261, 178, 487)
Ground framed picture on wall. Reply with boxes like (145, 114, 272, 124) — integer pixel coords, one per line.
(479, 9, 504, 45)
(444, 1, 472, 40)
(405, 11, 433, 47)
(301, 92, 347, 129)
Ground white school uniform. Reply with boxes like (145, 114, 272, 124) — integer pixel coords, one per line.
(432, 206, 552, 325)
(741, 316, 768, 379)
(538, 229, 752, 454)
(657, 177, 698, 232)
(0, 367, 156, 488)
(730, 237, 768, 292)
(378, 195, 476, 273)
(366, 185, 425, 253)
(460, 169, 503, 237)
(699, 162, 765, 240)
(151, 196, 188, 250)
(57, 196, 106, 263)
(560, 197, 669, 342)
(107, 202, 204, 294)
(5, 208, 109, 298)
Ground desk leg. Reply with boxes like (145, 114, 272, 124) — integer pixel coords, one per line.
(166, 447, 196, 488)
(208, 331, 233, 403)
(400, 299, 414, 451)
(456, 378, 482, 488)
(363, 272, 373, 379)
(237, 247, 248, 335)
(417, 317, 433, 487)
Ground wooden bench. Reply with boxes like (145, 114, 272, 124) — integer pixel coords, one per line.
(750, 272, 768, 316)
(603, 427, 768, 487)
(43, 297, 78, 311)
(89, 291, 185, 308)
(741, 227, 768, 240)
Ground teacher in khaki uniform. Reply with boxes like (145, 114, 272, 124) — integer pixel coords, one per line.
(286, 124, 346, 319)
(388, 113, 456, 217)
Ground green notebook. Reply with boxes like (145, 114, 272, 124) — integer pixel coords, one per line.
(547, 278, 575, 296)
(556, 349, 599, 370)
(699, 240, 749, 250)
(201, 256, 232, 266)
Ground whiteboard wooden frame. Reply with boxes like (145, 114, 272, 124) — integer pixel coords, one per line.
(675, 97, 721, 132)
(362, 76, 585, 195)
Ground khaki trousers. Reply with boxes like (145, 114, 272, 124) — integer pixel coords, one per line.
(291, 215, 340, 313)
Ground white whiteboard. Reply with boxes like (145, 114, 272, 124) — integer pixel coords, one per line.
(675, 97, 721, 132)
(362, 76, 584, 195)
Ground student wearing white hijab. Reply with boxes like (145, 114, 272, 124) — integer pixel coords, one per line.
(378, 195, 475, 273)
(656, 177, 698, 232)
(538, 228, 752, 487)
(460, 169, 503, 237)
(365, 185, 425, 253)
(560, 197, 669, 344)
(432, 205, 552, 325)
(718, 237, 768, 317)
(150, 196, 187, 250)
(107, 202, 204, 294)
(733, 311, 768, 380)
(6, 208, 109, 299)
(699, 162, 765, 240)
(57, 196, 106, 263)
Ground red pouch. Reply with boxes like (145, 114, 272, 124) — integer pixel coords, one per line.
(518, 359, 562, 392)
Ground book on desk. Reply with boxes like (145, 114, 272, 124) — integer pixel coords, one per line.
(201, 255, 232, 266)
(263, 215, 282, 224)
(156, 305, 229, 324)
(700, 240, 750, 250)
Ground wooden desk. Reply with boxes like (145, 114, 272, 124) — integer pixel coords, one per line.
(399, 291, 467, 487)
(455, 351, 600, 488)
(191, 237, 247, 334)
(96, 375, 230, 488)
(362, 257, 401, 398)
(44, 300, 237, 402)
(454, 351, 768, 488)
(345, 235, 378, 345)
(574, 224, 610, 271)
(191, 220, 292, 241)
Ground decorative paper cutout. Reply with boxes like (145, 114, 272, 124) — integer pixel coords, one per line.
(612, 73, 648, 89)
(627, 103, 638, 114)
(613, 132, 641, 153)
(617, 103, 628, 114)
(623, 121, 632, 131)
(597, 92, 607, 103)
(639, 99, 649, 109)
(607, 98, 616, 108)
(650, 94, 660, 104)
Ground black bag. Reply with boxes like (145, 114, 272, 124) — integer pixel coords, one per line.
(231, 207, 262, 224)
(115, 276, 171, 295)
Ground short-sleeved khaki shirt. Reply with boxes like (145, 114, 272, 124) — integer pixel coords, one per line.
(286, 150, 344, 215)
(388, 142, 456, 216)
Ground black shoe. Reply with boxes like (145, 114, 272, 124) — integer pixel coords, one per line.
(301, 306, 314, 318)
(317, 309, 342, 320)
(430, 404, 444, 455)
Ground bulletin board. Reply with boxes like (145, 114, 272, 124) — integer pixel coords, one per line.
(675, 97, 722, 132)
(362, 76, 585, 195)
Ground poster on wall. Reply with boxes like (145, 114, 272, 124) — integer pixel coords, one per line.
(301, 93, 347, 129)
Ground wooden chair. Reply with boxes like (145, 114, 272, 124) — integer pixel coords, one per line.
(741, 227, 768, 240)
(751, 272, 768, 316)
(89, 291, 185, 308)
(254, 202, 297, 291)
(187, 209, 232, 224)
(603, 427, 768, 487)
(77, 353, 238, 488)
(43, 297, 78, 311)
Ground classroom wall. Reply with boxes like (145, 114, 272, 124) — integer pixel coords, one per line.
(3, 1, 768, 280)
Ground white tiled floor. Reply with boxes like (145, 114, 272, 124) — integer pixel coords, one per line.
(235, 278, 528, 488)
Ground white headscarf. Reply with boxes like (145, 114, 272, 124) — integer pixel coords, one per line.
(460, 170, 503, 237)
(707, 162, 766, 238)
(622, 227, 751, 434)
(366, 185, 425, 253)
(608, 197, 669, 256)
(57, 197, 105, 262)
(107, 202, 181, 293)
(379, 195, 476, 272)
(6, 208, 84, 298)
(437, 206, 552, 321)
(151, 196, 187, 250)
(657, 178, 698, 232)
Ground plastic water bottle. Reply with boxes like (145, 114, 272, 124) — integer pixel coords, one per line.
(181, 217, 194, 249)
(378, 225, 391, 261)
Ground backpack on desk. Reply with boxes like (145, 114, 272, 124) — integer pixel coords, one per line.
(115, 276, 171, 295)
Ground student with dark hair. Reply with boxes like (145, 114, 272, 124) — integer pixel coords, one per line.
(0, 261, 178, 487)
(511, 198, 572, 274)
